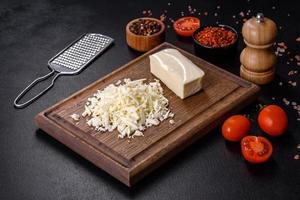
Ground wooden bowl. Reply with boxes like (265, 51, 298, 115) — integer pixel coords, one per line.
(126, 17, 165, 52)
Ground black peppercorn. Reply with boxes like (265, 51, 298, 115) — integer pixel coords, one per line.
(129, 19, 161, 36)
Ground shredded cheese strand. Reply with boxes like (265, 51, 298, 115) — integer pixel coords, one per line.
(81, 78, 174, 139)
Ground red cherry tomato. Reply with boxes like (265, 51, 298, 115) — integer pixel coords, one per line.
(241, 136, 273, 164)
(258, 105, 288, 136)
(222, 115, 251, 142)
(173, 17, 200, 37)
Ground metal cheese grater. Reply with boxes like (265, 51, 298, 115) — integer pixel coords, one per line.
(14, 33, 114, 108)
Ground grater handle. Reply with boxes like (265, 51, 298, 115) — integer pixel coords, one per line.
(14, 69, 61, 109)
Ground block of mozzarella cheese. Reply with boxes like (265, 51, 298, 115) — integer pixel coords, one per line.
(149, 48, 205, 99)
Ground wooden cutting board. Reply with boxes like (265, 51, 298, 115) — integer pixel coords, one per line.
(35, 42, 260, 186)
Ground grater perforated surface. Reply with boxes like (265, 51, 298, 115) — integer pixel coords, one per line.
(49, 33, 114, 73)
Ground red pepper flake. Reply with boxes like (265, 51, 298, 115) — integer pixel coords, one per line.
(187, 5, 197, 14)
(296, 37, 300, 42)
(195, 26, 237, 48)
(278, 42, 286, 47)
(204, 11, 208, 16)
(277, 47, 285, 53)
(294, 154, 299, 160)
(142, 10, 152, 17)
(288, 70, 298, 76)
(288, 81, 297, 87)
(160, 14, 166, 22)
(283, 98, 290, 105)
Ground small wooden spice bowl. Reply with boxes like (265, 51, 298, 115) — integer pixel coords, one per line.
(192, 24, 238, 58)
(126, 17, 165, 52)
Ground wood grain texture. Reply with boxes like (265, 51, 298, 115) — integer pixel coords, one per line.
(242, 17, 277, 47)
(240, 47, 277, 72)
(35, 43, 260, 186)
(240, 65, 275, 85)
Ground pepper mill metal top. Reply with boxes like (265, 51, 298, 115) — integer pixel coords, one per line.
(242, 13, 277, 48)
(256, 13, 264, 23)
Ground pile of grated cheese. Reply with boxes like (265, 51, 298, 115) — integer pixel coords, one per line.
(79, 78, 174, 139)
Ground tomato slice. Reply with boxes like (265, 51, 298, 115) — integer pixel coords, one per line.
(173, 17, 200, 37)
(241, 136, 273, 164)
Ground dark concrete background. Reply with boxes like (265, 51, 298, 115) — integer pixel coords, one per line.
(0, 0, 299, 199)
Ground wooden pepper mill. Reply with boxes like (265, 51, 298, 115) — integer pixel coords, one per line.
(240, 13, 277, 85)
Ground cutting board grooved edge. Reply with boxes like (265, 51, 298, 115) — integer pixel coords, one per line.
(35, 113, 133, 169)
(35, 114, 131, 186)
(45, 113, 132, 168)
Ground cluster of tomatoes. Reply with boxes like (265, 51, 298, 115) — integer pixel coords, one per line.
(222, 105, 288, 164)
